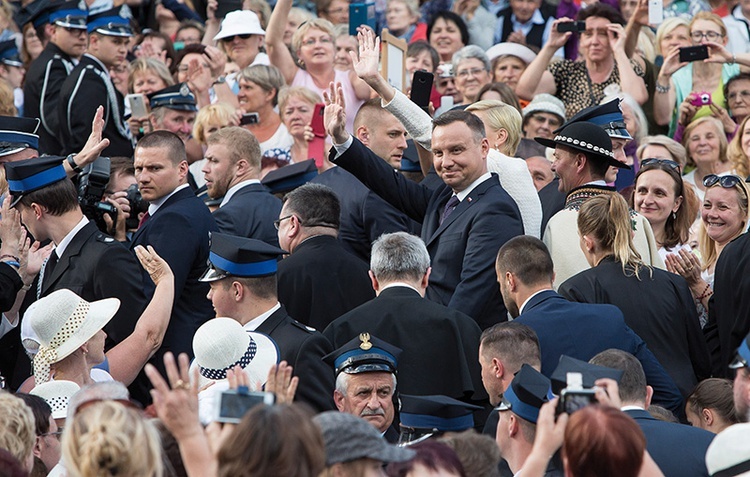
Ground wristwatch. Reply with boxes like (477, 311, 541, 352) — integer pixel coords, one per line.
(213, 75, 227, 86)
(66, 153, 83, 174)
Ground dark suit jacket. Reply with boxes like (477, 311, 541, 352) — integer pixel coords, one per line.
(213, 182, 282, 246)
(311, 166, 416, 262)
(58, 54, 133, 157)
(323, 286, 486, 402)
(515, 290, 683, 414)
(255, 306, 335, 412)
(332, 138, 524, 330)
(538, 178, 566, 233)
(130, 186, 218, 402)
(559, 257, 710, 398)
(625, 409, 713, 477)
(23, 42, 75, 154)
(708, 231, 750, 377)
(0, 263, 22, 313)
(277, 235, 374, 331)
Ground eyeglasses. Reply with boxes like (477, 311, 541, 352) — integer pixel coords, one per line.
(221, 34, 253, 42)
(728, 90, 750, 102)
(177, 63, 210, 72)
(641, 158, 681, 173)
(301, 36, 333, 47)
(273, 214, 294, 230)
(455, 67, 487, 79)
(62, 26, 87, 35)
(690, 30, 723, 41)
(40, 430, 63, 439)
(703, 173, 744, 188)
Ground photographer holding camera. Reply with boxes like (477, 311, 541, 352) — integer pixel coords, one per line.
(102, 156, 149, 242)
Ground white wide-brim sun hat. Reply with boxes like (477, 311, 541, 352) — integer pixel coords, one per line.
(191, 317, 280, 390)
(485, 42, 537, 65)
(213, 10, 265, 41)
(30, 379, 81, 420)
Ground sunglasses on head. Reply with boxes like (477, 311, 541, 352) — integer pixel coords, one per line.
(702, 174, 744, 188)
(641, 158, 681, 173)
(221, 34, 252, 42)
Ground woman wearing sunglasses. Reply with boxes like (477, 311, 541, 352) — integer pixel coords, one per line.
(630, 158, 700, 262)
(666, 173, 750, 326)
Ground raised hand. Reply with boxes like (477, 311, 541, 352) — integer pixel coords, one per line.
(704, 40, 733, 65)
(547, 19, 575, 50)
(135, 245, 173, 286)
(323, 82, 349, 144)
(145, 352, 201, 441)
(352, 29, 381, 83)
(607, 23, 627, 53)
(265, 361, 299, 404)
(76, 106, 110, 170)
(204, 45, 227, 80)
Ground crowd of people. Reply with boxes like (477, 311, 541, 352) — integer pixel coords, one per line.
(1, 0, 750, 473)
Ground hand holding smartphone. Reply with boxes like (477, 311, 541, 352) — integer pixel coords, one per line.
(126, 94, 150, 118)
(557, 21, 586, 33)
(410, 71, 434, 113)
(679, 45, 709, 62)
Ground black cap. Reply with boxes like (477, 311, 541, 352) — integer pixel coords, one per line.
(148, 83, 198, 112)
(0, 116, 40, 157)
(48, 0, 88, 29)
(22, 0, 52, 29)
(323, 333, 402, 376)
(555, 98, 633, 141)
(399, 395, 481, 432)
(261, 159, 318, 194)
(200, 232, 286, 282)
(535, 121, 625, 169)
(0, 40, 23, 68)
(730, 333, 750, 369)
(5, 156, 67, 207)
(87, 6, 132, 37)
(550, 355, 623, 394)
(496, 364, 554, 424)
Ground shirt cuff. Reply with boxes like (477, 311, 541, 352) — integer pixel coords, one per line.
(333, 135, 354, 159)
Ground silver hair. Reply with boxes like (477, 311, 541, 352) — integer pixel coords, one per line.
(66, 381, 130, 422)
(335, 371, 397, 395)
(452, 45, 491, 74)
(370, 232, 430, 283)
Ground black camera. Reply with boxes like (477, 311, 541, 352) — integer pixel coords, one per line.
(78, 156, 117, 232)
(125, 183, 149, 230)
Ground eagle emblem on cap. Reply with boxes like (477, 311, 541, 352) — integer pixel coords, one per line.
(180, 83, 190, 96)
(359, 333, 372, 350)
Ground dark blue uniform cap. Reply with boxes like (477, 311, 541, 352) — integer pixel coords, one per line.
(496, 364, 554, 424)
(398, 394, 482, 432)
(555, 98, 633, 141)
(48, 0, 87, 29)
(261, 159, 318, 194)
(200, 232, 286, 282)
(21, 0, 52, 28)
(550, 355, 623, 395)
(0, 116, 40, 157)
(147, 83, 198, 112)
(730, 333, 750, 369)
(87, 6, 132, 37)
(323, 333, 402, 376)
(5, 155, 67, 207)
(0, 40, 23, 68)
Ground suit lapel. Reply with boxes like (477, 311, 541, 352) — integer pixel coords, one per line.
(425, 177, 494, 246)
(254, 307, 286, 335)
(42, 223, 95, 295)
(131, 187, 192, 245)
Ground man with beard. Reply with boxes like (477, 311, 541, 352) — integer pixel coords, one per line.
(202, 126, 281, 246)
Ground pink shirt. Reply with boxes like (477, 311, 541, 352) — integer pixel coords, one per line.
(292, 68, 363, 133)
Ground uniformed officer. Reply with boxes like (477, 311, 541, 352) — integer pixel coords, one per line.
(0, 40, 26, 115)
(323, 333, 403, 442)
(23, 0, 88, 154)
(147, 83, 198, 144)
(200, 232, 335, 412)
(397, 394, 482, 445)
(58, 6, 133, 157)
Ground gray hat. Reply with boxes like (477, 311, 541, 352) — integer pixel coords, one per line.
(314, 412, 415, 466)
(523, 94, 566, 123)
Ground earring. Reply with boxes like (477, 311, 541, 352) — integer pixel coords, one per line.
(672, 212, 677, 220)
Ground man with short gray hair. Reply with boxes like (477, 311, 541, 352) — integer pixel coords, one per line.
(323, 232, 487, 416)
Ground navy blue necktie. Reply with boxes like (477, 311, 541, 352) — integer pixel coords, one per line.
(440, 195, 460, 225)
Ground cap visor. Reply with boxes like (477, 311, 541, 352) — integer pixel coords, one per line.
(199, 266, 228, 282)
(729, 353, 748, 369)
(534, 137, 557, 149)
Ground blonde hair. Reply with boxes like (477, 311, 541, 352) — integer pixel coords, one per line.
(465, 99, 522, 156)
(127, 58, 175, 94)
(292, 19, 336, 55)
(578, 193, 646, 278)
(193, 102, 236, 144)
(655, 17, 690, 56)
(207, 126, 262, 169)
(0, 78, 17, 116)
(727, 115, 750, 178)
(698, 177, 750, 272)
(63, 401, 163, 477)
(0, 391, 35, 469)
(682, 116, 728, 168)
(636, 28, 656, 63)
(278, 86, 322, 120)
(244, 0, 271, 29)
(636, 135, 687, 169)
(689, 11, 727, 39)
(387, 0, 420, 17)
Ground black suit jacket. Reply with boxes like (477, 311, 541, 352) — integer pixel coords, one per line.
(708, 231, 750, 377)
(332, 138, 524, 330)
(625, 409, 713, 477)
(213, 182, 282, 246)
(559, 257, 710, 398)
(0, 263, 22, 314)
(58, 54, 133, 157)
(23, 42, 75, 154)
(515, 290, 683, 414)
(255, 306, 335, 412)
(277, 235, 374, 331)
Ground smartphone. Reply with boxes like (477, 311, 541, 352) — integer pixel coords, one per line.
(349, 2, 376, 36)
(690, 92, 712, 107)
(240, 112, 260, 126)
(215, 0, 242, 19)
(216, 390, 275, 424)
(410, 71, 434, 113)
(648, 0, 663, 24)
(311, 103, 325, 138)
(557, 21, 586, 33)
(126, 93, 150, 118)
(679, 45, 709, 62)
(557, 388, 598, 415)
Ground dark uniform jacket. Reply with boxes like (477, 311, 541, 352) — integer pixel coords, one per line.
(515, 290, 683, 414)
(213, 182, 281, 246)
(255, 305, 335, 412)
(58, 54, 133, 157)
(332, 138, 524, 330)
(0, 263, 22, 314)
(559, 256, 711, 398)
(23, 42, 76, 154)
(277, 234, 374, 331)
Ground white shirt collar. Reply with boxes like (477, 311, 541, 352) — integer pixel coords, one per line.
(148, 183, 190, 216)
(621, 405, 645, 411)
(511, 9, 545, 26)
(585, 180, 608, 187)
(219, 179, 261, 208)
(455, 172, 493, 201)
(55, 216, 89, 258)
(518, 288, 553, 315)
(242, 303, 281, 331)
(380, 282, 421, 294)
